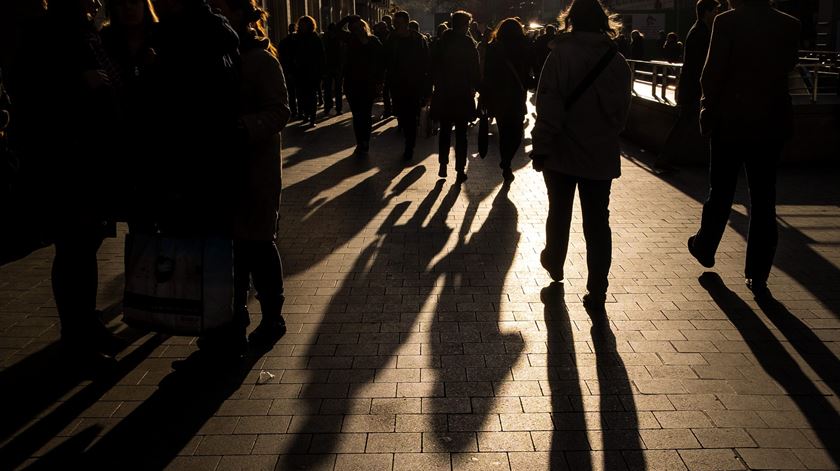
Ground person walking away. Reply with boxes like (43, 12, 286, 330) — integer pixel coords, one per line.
(533, 23, 557, 72)
(323, 23, 345, 115)
(384, 10, 431, 161)
(294, 15, 324, 127)
(655, 0, 720, 174)
(338, 15, 384, 157)
(278, 24, 299, 120)
(531, 0, 632, 308)
(431, 10, 480, 182)
(210, 0, 292, 350)
(373, 20, 393, 118)
(687, 0, 800, 297)
(482, 18, 536, 182)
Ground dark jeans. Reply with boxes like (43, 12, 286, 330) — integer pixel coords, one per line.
(324, 73, 343, 112)
(693, 135, 781, 282)
(52, 221, 106, 338)
(382, 83, 392, 115)
(347, 91, 374, 147)
(438, 120, 468, 172)
(393, 95, 419, 152)
(543, 171, 612, 295)
(234, 240, 285, 326)
(297, 79, 319, 123)
(496, 115, 524, 170)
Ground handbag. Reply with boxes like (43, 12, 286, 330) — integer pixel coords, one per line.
(123, 233, 235, 335)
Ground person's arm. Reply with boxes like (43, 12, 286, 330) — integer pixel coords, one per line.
(239, 51, 291, 143)
(699, 14, 733, 135)
(531, 51, 564, 167)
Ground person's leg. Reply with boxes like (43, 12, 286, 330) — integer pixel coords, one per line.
(382, 82, 392, 117)
(53, 224, 104, 340)
(335, 75, 344, 113)
(454, 120, 468, 175)
(287, 73, 298, 118)
(403, 103, 418, 157)
(360, 94, 373, 149)
(248, 240, 287, 347)
(692, 135, 742, 260)
(438, 120, 453, 168)
(541, 171, 577, 281)
(497, 115, 523, 172)
(743, 140, 781, 286)
(578, 178, 613, 298)
(323, 75, 334, 112)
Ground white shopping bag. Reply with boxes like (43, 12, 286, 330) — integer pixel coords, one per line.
(123, 233, 234, 335)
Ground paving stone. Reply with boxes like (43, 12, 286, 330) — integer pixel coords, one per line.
(678, 449, 746, 471)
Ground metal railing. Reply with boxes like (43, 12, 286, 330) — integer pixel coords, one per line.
(627, 56, 840, 105)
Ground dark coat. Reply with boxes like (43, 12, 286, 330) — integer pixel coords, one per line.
(293, 31, 325, 85)
(384, 30, 431, 101)
(343, 34, 385, 97)
(430, 29, 480, 122)
(323, 30, 346, 76)
(234, 42, 291, 241)
(700, 2, 800, 138)
(676, 21, 711, 107)
(482, 39, 535, 119)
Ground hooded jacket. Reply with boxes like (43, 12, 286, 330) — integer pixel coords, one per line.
(532, 32, 632, 180)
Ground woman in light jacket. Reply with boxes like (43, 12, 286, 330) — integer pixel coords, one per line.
(531, 0, 632, 307)
(211, 0, 291, 351)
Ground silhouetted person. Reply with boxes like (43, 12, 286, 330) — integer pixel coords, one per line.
(210, 0, 291, 351)
(278, 24, 299, 119)
(662, 32, 683, 62)
(531, 0, 632, 307)
(338, 15, 384, 157)
(13, 0, 124, 370)
(630, 29, 645, 59)
(372, 20, 392, 117)
(431, 10, 480, 182)
(323, 22, 345, 115)
(656, 0, 719, 174)
(482, 18, 535, 181)
(101, 0, 159, 225)
(533, 23, 557, 72)
(615, 32, 630, 57)
(408, 20, 421, 34)
(688, 0, 800, 296)
(384, 10, 431, 161)
(293, 15, 324, 127)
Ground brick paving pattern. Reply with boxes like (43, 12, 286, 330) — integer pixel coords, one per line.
(2, 103, 840, 470)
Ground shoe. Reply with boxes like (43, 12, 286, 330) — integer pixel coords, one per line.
(687, 235, 714, 268)
(354, 146, 369, 158)
(502, 168, 515, 182)
(62, 337, 118, 374)
(582, 292, 607, 309)
(248, 318, 287, 350)
(540, 250, 564, 282)
(746, 278, 770, 299)
(455, 171, 468, 184)
(438, 165, 447, 179)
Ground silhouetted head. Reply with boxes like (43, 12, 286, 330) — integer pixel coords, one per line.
(288, 23, 296, 34)
(408, 20, 419, 32)
(393, 10, 409, 34)
(436, 22, 448, 37)
(559, 0, 621, 38)
(490, 17, 524, 44)
(631, 29, 643, 40)
(450, 10, 472, 35)
(297, 15, 316, 34)
(382, 14, 392, 28)
(696, 0, 720, 25)
(107, 0, 157, 29)
(545, 23, 557, 35)
(210, 0, 276, 56)
(48, 0, 102, 25)
(347, 16, 371, 38)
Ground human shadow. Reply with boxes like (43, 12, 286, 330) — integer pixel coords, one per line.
(425, 183, 525, 451)
(43, 350, 265, 469)
(277, 178, 458, 469)
(0, 331, 164, 470)
(699, 272, 840, 464)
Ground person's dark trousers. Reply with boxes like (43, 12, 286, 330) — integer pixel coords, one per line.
(284, 70, 298, 117)
(52, 221, 105, 340)
(324, 73, 343, 113)
(298, 79, 319, 123)
(692, 134, 781, 282)
(438, 120, 468, 172)
(233, 240, 285, 327)
(347, 91, 374, 148)
(393, 95, 419, 153)
(497, 115, 524, 170)
(543, 171, 612, 296)
(382, 82, 393, 116)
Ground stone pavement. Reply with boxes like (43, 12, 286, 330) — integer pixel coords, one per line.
(1, 102, 840, 470)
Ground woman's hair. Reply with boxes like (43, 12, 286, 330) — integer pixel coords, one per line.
(347, 16, 371, 36)
(227, 0, 277, 58)
(558, 0, 622, 38)
(489, 17, 524, 44)
(107, 0, 158, 29)
(297, 15, 317, 33)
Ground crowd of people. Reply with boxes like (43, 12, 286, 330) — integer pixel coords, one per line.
(0, 0, 800, 371)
